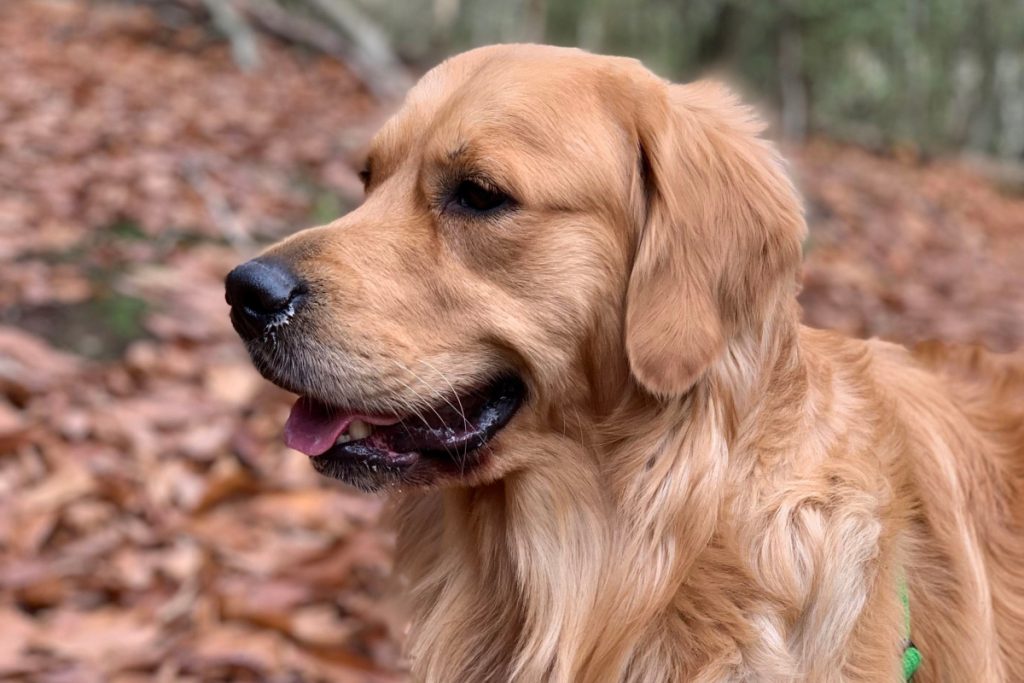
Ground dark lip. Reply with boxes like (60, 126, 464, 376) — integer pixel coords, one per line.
(309, 375, 526, 489)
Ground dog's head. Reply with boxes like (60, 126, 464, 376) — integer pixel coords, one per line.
(225, 45, 805, 491)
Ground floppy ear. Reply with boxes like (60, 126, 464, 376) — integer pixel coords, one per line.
(624, 80, 806, 397)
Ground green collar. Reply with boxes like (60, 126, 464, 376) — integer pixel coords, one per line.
(901, 578, 922, 680)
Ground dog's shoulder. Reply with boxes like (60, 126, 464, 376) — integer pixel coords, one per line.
(911, 339, 1024, 395)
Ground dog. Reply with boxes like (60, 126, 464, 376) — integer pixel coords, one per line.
(225, 45, 1024, 682)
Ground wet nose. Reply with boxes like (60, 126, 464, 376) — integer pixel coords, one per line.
(225, 258, 305, 340)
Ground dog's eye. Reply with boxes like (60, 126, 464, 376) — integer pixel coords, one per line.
(358, 166, 371, 188)
(450, 180, 509, 214)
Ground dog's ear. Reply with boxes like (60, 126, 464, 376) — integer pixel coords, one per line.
(624, 80, 805, 397)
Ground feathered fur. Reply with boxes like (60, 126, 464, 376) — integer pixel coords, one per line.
(255, 45, 1024, 682)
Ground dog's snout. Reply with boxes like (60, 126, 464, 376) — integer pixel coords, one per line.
(225, 258, 304, 339)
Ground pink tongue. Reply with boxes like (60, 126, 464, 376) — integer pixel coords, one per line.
(284, 397, 355, 456)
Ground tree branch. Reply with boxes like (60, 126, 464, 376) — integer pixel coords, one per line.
(301, 0, 412, 100)
(200, 0, 261, 71)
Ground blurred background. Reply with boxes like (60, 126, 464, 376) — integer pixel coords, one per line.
(1, 1, 1022, 681)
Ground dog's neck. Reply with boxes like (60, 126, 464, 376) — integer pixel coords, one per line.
(393, 310, 806, 682)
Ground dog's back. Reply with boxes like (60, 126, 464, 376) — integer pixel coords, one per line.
(911, 341, 1024, 680)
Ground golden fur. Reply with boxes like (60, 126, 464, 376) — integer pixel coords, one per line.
(253, 45, 1024, 681)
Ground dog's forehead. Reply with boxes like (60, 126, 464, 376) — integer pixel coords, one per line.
(413, 45, 601, 106)
(375, 46, 631, 167)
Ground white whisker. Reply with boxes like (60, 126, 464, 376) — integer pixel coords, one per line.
(415, 358, 474, 469)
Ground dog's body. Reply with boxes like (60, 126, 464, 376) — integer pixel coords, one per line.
(395, 330, 1024, 682)
(226, 45, 1024, 681)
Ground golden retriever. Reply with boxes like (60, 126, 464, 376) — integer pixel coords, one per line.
(225, 45, 1024, 682)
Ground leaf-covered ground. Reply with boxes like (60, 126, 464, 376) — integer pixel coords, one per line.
(1, 2, 1022, 681)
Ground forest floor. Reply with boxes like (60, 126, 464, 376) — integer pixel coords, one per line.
(2, 2, 1023, 682)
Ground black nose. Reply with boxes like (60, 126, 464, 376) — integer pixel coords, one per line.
(225, 259, 305, 340)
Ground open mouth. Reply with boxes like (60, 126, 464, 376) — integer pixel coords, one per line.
(283, 375, 526, 487)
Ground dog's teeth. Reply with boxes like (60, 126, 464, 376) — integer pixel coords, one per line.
(349, 420, 372, 440)
(335, 433, 353, 445)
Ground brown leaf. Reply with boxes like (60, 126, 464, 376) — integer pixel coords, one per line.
(31, 609, 163, 672)
(204, 362, 262, 407)
(0, 326, 80, 401)
(0, 398, 30, 450)
(0, 608, 38, 675)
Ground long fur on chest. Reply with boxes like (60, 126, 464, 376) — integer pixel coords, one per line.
(390, 329, 917, 682)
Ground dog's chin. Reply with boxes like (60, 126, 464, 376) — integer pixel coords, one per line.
(308, 437, 496, 492)
(282, 374, 528, 492)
